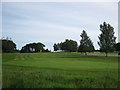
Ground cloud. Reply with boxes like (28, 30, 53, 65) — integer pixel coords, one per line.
(2, 2, 118, 50)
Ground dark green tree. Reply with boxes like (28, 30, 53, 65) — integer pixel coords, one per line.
(98, 22, 116, 57)
(20, 42, 45, 53)
(37, 43, 45, 52)
(53, 43, 62, 51)
(1, 39, 17, 53)
(53, 43, 58, 51)
(78, 30, 94, 55)
(114, 42, 120, 55)
(60, 39, 78, 52)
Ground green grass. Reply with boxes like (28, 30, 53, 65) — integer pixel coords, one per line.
(80, 52, 118, 56)
(2, 52, 119, 88)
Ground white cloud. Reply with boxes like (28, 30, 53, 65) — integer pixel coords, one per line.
(2, 2, 118, 50)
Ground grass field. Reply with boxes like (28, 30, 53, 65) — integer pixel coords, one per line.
(2, 52, 119, 88)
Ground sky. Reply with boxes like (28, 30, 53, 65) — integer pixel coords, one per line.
(2, 2, 118, 51)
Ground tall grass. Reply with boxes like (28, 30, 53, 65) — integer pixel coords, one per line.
(2, 53, 118, 88)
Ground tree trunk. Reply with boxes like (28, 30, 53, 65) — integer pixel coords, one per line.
(105, 52, 108, 57)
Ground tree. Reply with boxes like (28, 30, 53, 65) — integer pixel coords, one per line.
(1, 39, 17, 53)
(98, 22, 116, 57)
(53, 43, 58, 51)
(20, 42, 45, 53)
(62, 39, 78, 52)
(78, 30, 94, 55)
(53, 43, 62, 51)
(54, 39, 78, 52)
(114, 42, 120, 55)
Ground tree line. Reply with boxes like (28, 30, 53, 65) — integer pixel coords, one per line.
(53, 22, 118, 56)
(0, 38, 50, 53)
(1, 22, 120, 56)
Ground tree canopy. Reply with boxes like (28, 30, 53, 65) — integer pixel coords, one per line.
(114, 42, 120, 55)
(1, 39, 17, 53)
(78, 30, 95, 54)
(114, 42, 120, 51)
(20, 42, 45, 53)
(53, 43, 59, 51)
(98, 22, 116, 56)
(53, 39, 78, 52)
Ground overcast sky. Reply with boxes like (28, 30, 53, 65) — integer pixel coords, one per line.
(2, 2, 118, 51)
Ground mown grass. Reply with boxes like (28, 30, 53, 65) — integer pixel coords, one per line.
(2, 52, 119, 88)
